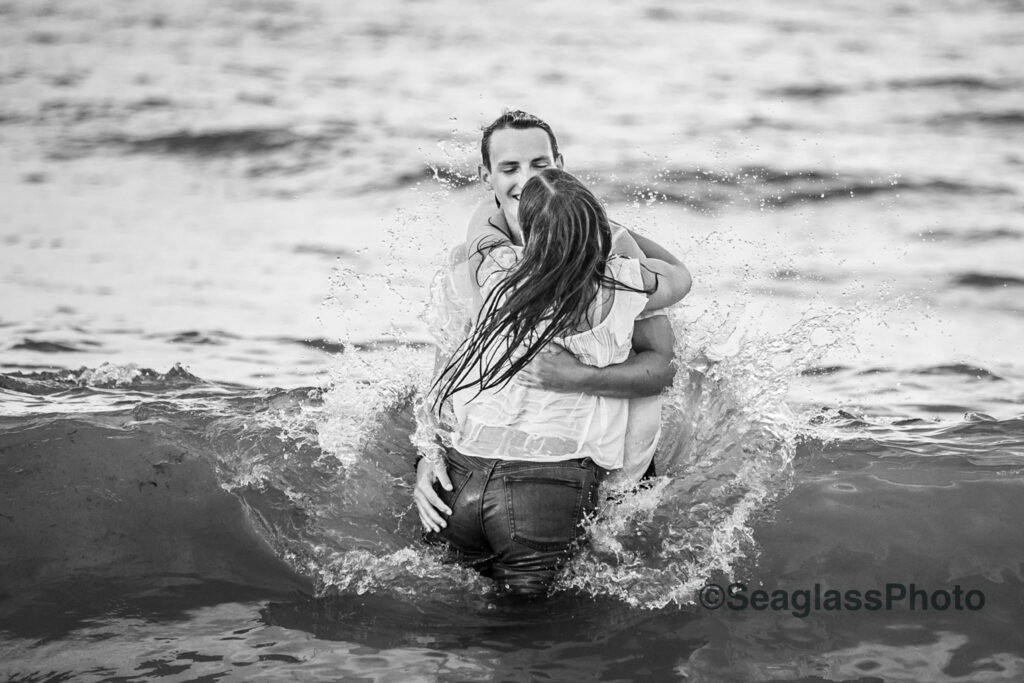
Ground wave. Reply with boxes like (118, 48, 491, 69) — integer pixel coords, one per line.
(48, 109, 1015, 211)
(768, 83, 847, 99)
(120, 127, 328, 157)
(925, 227, 1021, 242)
(845, 363, 1008, 382)
(800, 409, 1024, 469)
(364, 164, 477, 194)
(951, 272, 1024, 288)
(292, 337, 347, 355)
(0, 110, 29, 125)
(912, 363, 1005, 380)
(20, 171, 48, 184)
(766, 76, 1013, 101)
(0, 413, 313, 637)
(590, 166, 1012, 211)
(9, 339, 87, 353)
(48, 119, 478, 197)
(801, 364, 849, 377)
(929, 110, 1024, 127)
(291, 244, 361, 259)
(33, 109, 1016, 209)
(887, 75, 1012, 92)
(54, 120, 356, 170)
(0, 363, 206, 395)
(162, 330, 240, 346)
(359, 163, 1015, 209)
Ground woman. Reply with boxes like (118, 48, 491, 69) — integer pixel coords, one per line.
(414, 169, 690, 596)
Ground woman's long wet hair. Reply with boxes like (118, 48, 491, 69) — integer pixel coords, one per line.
(432, 168, 653, 414)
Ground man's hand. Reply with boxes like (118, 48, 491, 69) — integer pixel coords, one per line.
(414, 456, 453, 533)
(515, 345, 590, 392)
(514, 316, 675, 399)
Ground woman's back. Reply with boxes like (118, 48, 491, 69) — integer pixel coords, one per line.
(450, 247, 649, 470)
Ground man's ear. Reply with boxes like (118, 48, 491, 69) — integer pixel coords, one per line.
(478, 163, 493, 190)
(555, 155, 565, 170)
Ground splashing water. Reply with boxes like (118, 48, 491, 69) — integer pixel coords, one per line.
(558, 301, 852, 608)
(290, 233, 860, 607)
(234, 163, 893, 607)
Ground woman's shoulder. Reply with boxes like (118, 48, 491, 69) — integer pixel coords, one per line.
(605, 254, 645, 288)
(475, 241, 522, 296)
(603, 257, 651, 325)
(481, 241, 521, 269)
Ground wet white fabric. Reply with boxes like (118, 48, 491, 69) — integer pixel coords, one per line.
(449, 245, 649, 470)
(416, 233, 665, 480)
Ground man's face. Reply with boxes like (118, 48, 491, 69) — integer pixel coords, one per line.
(479, 127, 563, 234)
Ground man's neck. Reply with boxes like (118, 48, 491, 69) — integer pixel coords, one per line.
(509, 224, 524, 246)
(503, 209, 524, 245)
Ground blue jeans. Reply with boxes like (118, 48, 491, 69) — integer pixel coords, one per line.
(429, 448, 604, 597)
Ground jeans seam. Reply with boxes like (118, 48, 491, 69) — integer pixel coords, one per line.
(440, 459, 473, 509)
(504, 472, 516, 544)
(479, 457, 498, 537)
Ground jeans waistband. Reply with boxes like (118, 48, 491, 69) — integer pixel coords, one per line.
(445, 447, 602, 474)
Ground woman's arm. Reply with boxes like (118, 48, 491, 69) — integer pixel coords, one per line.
(611, 222, 692, 310)
(625, 228, 684, 265)
(412, 348, 454, 532)
(640, 257, 692, 311)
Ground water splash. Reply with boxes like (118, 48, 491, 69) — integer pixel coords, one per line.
(276, 295, 854, 607)
(560, 302, 851, 608)
(280, 161, 876, 605)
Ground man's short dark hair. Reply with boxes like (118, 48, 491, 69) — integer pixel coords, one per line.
(480, 110, 560, 170)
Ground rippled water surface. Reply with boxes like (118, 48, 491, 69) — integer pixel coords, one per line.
(2, 0, 1024, 680)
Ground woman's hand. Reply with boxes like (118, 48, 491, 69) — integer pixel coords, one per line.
(413, 456, 453, 533)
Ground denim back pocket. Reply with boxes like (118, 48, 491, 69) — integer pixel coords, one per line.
(504, 469, 594, 552)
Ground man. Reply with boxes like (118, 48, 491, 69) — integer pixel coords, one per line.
(414, 110, 690, 533)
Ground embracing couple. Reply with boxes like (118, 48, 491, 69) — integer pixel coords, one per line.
(413, 111, 691, 597)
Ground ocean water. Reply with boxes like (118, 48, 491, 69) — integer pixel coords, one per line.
(2, 0, 1024, 680)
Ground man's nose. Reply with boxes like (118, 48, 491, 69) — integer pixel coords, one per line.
(516, 167, 541, 188)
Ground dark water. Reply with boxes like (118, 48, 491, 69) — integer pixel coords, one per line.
(2, 362, 1023, 680)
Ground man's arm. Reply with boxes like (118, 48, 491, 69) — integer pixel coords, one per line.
(514, 315, 675, 398)
(515, 225, 686, 397)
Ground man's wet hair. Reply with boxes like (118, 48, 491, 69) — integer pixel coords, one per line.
(480, 110, 560, 170)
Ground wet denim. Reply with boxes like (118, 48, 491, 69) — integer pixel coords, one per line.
(429, 448, 603, 597)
